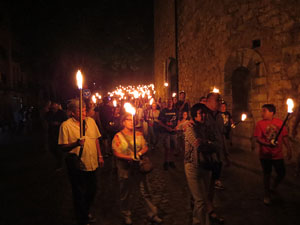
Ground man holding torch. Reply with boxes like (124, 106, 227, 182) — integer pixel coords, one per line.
(58, 99, 104, 225)
(254, 103, 292, 205)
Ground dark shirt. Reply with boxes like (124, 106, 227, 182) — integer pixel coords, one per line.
(175, 100, 189, 113)
(158, 108, 178, 134)
(202, 106, 224, 154)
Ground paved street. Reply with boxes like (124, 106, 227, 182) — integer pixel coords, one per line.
(1, 130, 300, 225)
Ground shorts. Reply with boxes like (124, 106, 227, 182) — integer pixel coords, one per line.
(260, 159, 286, 177)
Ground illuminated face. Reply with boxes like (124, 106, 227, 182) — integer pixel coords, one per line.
(195, 109, 203, 122)
(152, 103, 157, 110)
(182, 111, 188, 119)
(207, 94, 220, 111)
(179, 92, 185, 101)
(123, 115, 133, 130)
(73, 107, 86, 121)
(173, 97, 178, 104)
(261, 107, 273, 120)
(220, 104, 226, 112)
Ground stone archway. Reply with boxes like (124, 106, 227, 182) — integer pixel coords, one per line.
(224, 48, 268, 151)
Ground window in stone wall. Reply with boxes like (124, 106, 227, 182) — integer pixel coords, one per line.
(232, 67, 251, 120)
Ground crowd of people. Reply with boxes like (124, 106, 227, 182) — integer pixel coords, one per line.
(38, 89, 300, 225)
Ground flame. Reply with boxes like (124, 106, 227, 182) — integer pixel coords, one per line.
(287, 98, 294, 113)
(92, 95, 96, 104)
(124, 102, 136, 115)
(164, 82, 169, 87)
(76, 70, 83, 89)
(95, 93, 99, 97)
(172, 92, 177, 97)
(150, 98, 154, 105)
(133, 90, 139, 99)
(98, 95, 102, 99)
(212, 87, 220, 93)
(241, 114, 247, 121)
(113, 100, 117, 107)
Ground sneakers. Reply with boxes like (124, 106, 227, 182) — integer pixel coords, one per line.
(169, 161, 176, 169)
(214, 180, 225, 190)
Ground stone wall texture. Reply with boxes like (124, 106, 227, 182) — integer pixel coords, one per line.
(154, 0, 176, 99)
(154, 0, 300, 153)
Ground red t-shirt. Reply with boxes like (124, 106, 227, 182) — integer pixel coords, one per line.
(254, 118, 288, 160)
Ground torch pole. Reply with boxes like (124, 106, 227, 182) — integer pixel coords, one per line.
(79, 89, 83, 138)
(274, 113, 290, 143)
(133, 114, 137, 159)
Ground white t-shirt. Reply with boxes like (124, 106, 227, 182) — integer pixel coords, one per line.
(58, 117, 101, 171)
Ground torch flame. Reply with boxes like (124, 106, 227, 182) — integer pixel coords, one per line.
(150, 98, 154, 105)
(287, 98, 294, 113)
(92, 95, 96, 104)
(172, 92, 177, 97)
(76, 70, 83, 89)
(113, 100, 117, 107)
(133, 90, 139, 99)
(212, 87, 220, 93)
(124, 103, 136, 115)
(241, 114, 247, 121)
(164, 82, 169, 87)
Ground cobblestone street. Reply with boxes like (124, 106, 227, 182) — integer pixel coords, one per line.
(1, 131, 300, 225)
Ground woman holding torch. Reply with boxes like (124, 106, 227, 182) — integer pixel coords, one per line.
(112, 112, 162, 225)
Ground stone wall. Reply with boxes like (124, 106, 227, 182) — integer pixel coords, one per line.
(154, 0, 300, 153)
(154, 0, 176, 100)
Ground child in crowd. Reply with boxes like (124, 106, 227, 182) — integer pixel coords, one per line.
(254, 104, 292, 205)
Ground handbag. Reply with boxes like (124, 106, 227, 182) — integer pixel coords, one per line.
(65, 153, 86, 171)
(120, 131, 153, 174)
(139, 155, 153, 174)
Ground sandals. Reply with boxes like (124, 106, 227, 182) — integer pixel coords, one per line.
(209, 211, 225, 224)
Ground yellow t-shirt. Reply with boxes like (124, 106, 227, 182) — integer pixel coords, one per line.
(112, 131, 146, 158)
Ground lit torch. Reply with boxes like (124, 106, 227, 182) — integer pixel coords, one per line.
(164, 82, 169, 87)
(172, 92, 177, 98)
(232, 113, 247, 127)
(113, 99, 117, 107)
(124, 102, 137, 159)
(92, 95, 97, 104)
(212, 87, 220, 93)
(149, 98, 154, 105)
(76, 70, 83, 138)
(272, 98, 294, 145)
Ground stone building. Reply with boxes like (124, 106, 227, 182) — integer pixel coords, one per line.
(154, 0, 300, 152)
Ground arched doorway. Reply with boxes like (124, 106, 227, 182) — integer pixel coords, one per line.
(232, 67, 251, 121)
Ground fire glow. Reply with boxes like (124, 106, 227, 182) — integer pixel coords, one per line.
(76, 70, 83, 89)
(124, 103, 136, 115)
(287, 98, 294, 113)
(241, 114, 247, 121)
(212, 87, 220, 93)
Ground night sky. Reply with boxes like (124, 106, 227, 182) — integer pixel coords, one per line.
(4, 0, 154, 100)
